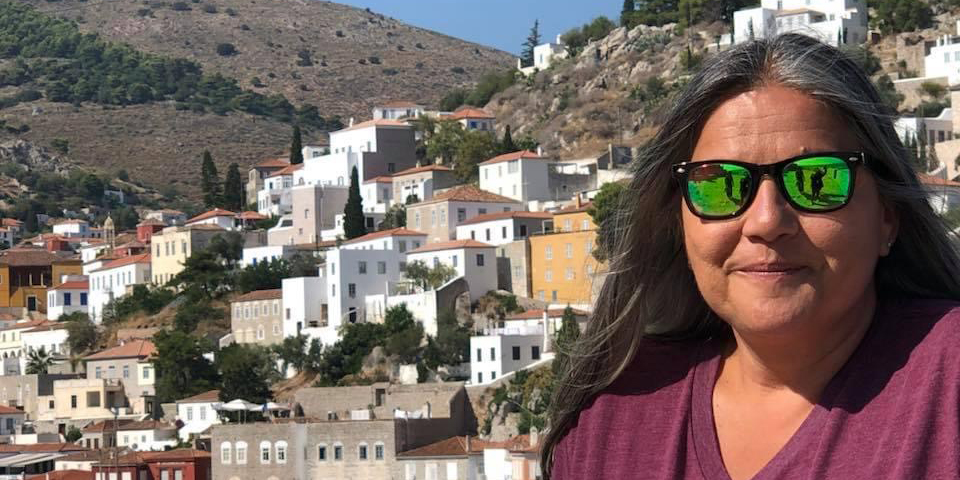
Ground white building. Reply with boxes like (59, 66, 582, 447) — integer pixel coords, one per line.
(361, 176, 394, 213)
(185, 209, 238, 231)
(78, 244, 109, 264)
(144, 209, 187, 226)
(442, 107, 496, 132)
(21, 322, 71, 360)
(373, 101, 425, 120)
(325, 247, 407, 328)
(340, 227, 427, 253)
(470, 328, 545, 385)
(175, 390, 222, 442)
(117, 420, 178, 451)
(406, 240, 498, 301)
(479, 150, 597, 204)
(281, 275, 331, 343)
(518, 34, 568, 75)
(257, 164, 301, 216)
(46, 276, 89, 320)
(895, 108, 955, 150)
(924, 22, 960, 83)
(88, 253, 152, 323)
(52, 219, 91, 238)
(732, 0, 867, 47)
(455, 211, 553, 247)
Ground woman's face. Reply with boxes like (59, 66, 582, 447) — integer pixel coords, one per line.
(682, 85, 897, 337)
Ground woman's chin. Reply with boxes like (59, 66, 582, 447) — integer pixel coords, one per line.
(722, 296, 819, 337)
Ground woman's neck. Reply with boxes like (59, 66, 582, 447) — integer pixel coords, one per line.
(721, 290, 877, 400)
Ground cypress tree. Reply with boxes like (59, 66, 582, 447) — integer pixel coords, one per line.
(290, 125, 304, 165)
(621, 0, 635, 27)
(223, 163, 244, 211)
(200, 150, 222, 208)
(553, 306, 582, 377)
(343, 166, 367, 239)
(521, 20, 541, 68)
(501, 124, 517, 153)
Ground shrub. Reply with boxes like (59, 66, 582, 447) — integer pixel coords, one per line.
(415, 42, 425, 49)
(382, 68, 398, 76)
(50, 138, 69, 154)
(335, 30, 344, 37)
(216, 43, 237, 56)
(296, 49, 313, 66)
(368, 56, 381, 64)
(250, 77, 264, 87)
(450, 66, 466, 74)
(202, 4, 216, 13)
(239, 23, 249, 30)
(358, 58, 367, 65)
(225, 7, 236, 16)
(136, 8, 152, 16)
(170, 2, 190, 11)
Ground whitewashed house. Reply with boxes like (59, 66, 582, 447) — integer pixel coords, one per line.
(361, 176, 394, 214)
(373, 101, 424, 120)
(88, 253, 152, 323)
(52, 219, 91, 238)
(517, 34, 568, 75)
(257, 164, 301, 216)
(185, 209, 238, 231)
(406, 240, 497, 301)
(21, 322, 70, 360)
(455, 211, 553, 247)
(117, 420, 178, 451)
(281, 275, 330, 343)
(479, 150, 596, 204)
(46, 276, 89, 320)
(175, 390, 222, 442)
(732, 0, 867, 47)
(895, 108, 954, 149)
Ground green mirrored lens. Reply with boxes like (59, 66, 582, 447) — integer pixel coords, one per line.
(782, 156, 851, 210)
(687, 163, 752, 217)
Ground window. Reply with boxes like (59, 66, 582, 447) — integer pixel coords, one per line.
(502, 226, 507, 239)
(348, 284, 356, 298)
(447, 462, 459, 480)
(359, 261, 367, 274)
(532, 345, 541, 360)
(334, 443, 343, 461)
(406, 464, 417, 480)
(440, 208, 447, 226)
(276, 441, 287, 464)
(426, 463, 438, 480)
(143, 367, 152, 379)
(160, 470, 168, 480)
(200, 406, 206, 420)
(399, 240, 407, 253)
(485, 229, 491, 241)
(415, 212, 421, 228)
(545, 245, 553, 260)
(476, 348, 481, 362)
(476, 254, 485, 266)
(452, 255, 458, 267)
(331, 263, 336, 275)
(317, 444, 327, 461)
(566, 267, 575, 280)
(507, 160, 519, 173)
(491, 371, 497, 380)
(375, 442, 384, 460)
(358, 443, 368, 460)
(431, 210, 436, 226)
(273, 324, 280, 335)
(220, 442, 232, 464)
(257, 328, 265, 340)
(377, 261, 386, 274)
(512, 346, 521, 360)
(260, 441, 271, 464)
(552, 290, 558, 301)
(565, 243, 573, 259)
(123, 365, 129, 379)
(545, 270, 553, 282)
(63, 293, 72, 306)
(71, 395, 77, 408)
(479, 208, 487, 215)
(564, 219, 572, 231)
(80, 293, 87, 306)
(457, 208, 466, 222)
(538, 290, 545, 301)
(585, 238, 593, 255)
(490, 347, 496, 361)
(582, 219, 589, 231)
(95, 367, 102, 379)
(236, 442, 247, 464)
(478, 372, 483, 383)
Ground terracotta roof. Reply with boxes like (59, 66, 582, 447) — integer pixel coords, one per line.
(82, 419, 134, 433)
(408, 239, 494, 254)
(392, 164, 453, 176)
(84, 340, 155, 361)
(22, 323, 70, 333)
(379, 101, 422, 108)
(177, 390, 220, 404)
(447, 107, 495, 120)
(53, 219, 89, 226)
(363, 176, 393, 184)
(254, 158, 290, 169)
(136, 219, 166, 227)
(117, 420, 175, 431)
(27, 470, 94, 480)
(338, 119, 410, 132)
(57, 450, 108, 462)
(233, 289, 282, 302)
(183, 224, 225, 231)
(457, 211, 553, 226)
(109, 449, 211, 465)
(116, 240, 146, 249)
(0, 443, 88, 453)
(186, 209, 236, 224)
(919, 173, 960, 188)
(149, 209, 185, 215)
(0, 405, 23, 415)
(91, 253, 150, 273)
(266, 163, 304, 178)
(775, 7, 822, 16)
(0, 248, 72, 267)
(236, 211, 268, 221)
(1, 320, 54, 332)
(2, 218, 23, 227)
(0, 314, 17, 321)
(343, 228, 429, 245)
(557, 201, 593, 214)
(397, 436, 492, 457)
(479, 150, 546, 166)
(506, 308, 589, 320)
(50, 279, 89, 291)
(414, 185, 520, 206)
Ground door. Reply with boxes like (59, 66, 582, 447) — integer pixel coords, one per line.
(26, 296, 36, 311)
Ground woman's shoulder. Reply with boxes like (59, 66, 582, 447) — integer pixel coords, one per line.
(875, 298, 960, 361)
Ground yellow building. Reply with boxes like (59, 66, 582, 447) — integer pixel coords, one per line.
(528, 203, 600, 306)
(37, 378, 129, 422)
(0, 248, 82, 313)
(150, 224, 225, 285)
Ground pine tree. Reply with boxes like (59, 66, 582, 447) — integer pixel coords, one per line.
(289, 125, 304, 165)
(501, 124, 517, 153)
(343, 166, 367, 239)
(521, 20, 541, 68)
(200, 150, 222, 208)
(222, 163, 244, 211)
(621, 0, 635, 27)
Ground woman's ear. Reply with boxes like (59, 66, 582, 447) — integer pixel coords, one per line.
(879, 200, 898, 257)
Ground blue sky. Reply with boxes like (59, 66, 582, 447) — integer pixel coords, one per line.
(335, 0, 621, 55)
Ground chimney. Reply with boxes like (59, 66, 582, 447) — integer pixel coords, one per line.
(349, 117, 355, 127)
(536, 146, 544, 157)
(542, 310, 550, 352)
(575, 194, 582, 209)
(530, 427, 539, 448)
(556, 34, 562, 45)
(465, 435, 471, 453)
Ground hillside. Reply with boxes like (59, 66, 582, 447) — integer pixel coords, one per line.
(18, 0, 515, 117)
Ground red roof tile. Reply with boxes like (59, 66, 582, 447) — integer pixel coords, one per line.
(0, 405, 23, 415)
(414, 185, 520, 206)
(343, 228, 429, 245)
(91, 254, 150, 273)
(0, 248, 76, 267)
(266, 163, 304, 178)
(379, 101, 422, 108)
(363, 176, 393, 184)
(1, 320, 55, 332)
(392, 164, 454, 176)
(232, 289, 282, 302)
(186, 209, 236, 224)
(117, 420, 175, 431)
(0, 443, 88, 453)
(82, 419, 134, 433)
(2, 218, 23, 227)
(338, 119, 410, 132)
(479, 150, 546, 166)
(27, 470, 94, 480)
(84, 340, 155, 361)
(254, 158, 290, 169)
(457, 211, 553, 226)
(136, 219, 166, 227)
(236, 211, 268, 221)
(408, 240, 494, 254)
(447, 107, 495, 120)
(398, 436, 493, 457)
(50, 280, 89, 291)
(177, 390, 220, 404)
(918, 173, 960, 188)
(505, 308, 589, 320)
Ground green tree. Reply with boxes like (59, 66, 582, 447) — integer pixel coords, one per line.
(152, 330, 219, 402)
(621, 0, 635, 26)
(289, 125, 304, 165)
(343, 166, 367, 239)
(588, 181, 626, 261)
(273, 334, 308, 375)
(222, 163, 244, 211)
(383, 304, 423, 363)
(520, 20, 541, 68)
(217, 344, 274, 404)
(875, 74, 904, 114)
(552, 306, 581, 377)
(455, 130, 498, 183)
(427, 121, 465, 165)
(235, 258, 291, 293)
(65, 425, 82, 443)
(500, 124, 517, 153)
(200, 150, 222, 208)
(26, 347, 54, 374)
(174, 249, 230, 299)
(874, 0, 932, 34)
(379, 203, 407, 229)
(66, 316, 97, 354)
(208, 232, 244, 269)
(403, 260, 458, 290)
(423, 310, 472, 370)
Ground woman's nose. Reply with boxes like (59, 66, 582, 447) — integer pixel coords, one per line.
(740, 177, 799, 243)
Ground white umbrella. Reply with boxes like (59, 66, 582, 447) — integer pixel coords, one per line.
(219, 399, 259, 411)
(263, 402, 290, 411)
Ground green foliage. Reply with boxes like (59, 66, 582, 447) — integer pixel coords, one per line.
(234, 258, 290, 293)
(919, 81, 947, 101)
(500, 124, 517, 153)
(216, 43, 237, 56)
(438, 89, 467, 112)
(588, 181, 626, 261)
(200, 150, 222, 208)
(315, 322, 388, 385)
(552, 306, 581, 378)
(105, 284, 175, 320)
(343, 166, 367, 239)
(222, 163, 244, 211)
(520, 20, 541, 68)
(174, 249, 229, 298)
(289, 125, 304, 165)
(840, 45, 882, 76)
(426, 121, 465, 165)
(379, 203, 406, 229)
(423, 310, 472, 370)
(65, 426, 82, 443)
(50, 138, 69, 155)
(679, 45, 703, 73)
(873, 0, 932, 34)
(561, 17, 615, 57)
(153, 330, 219, 402)
(383, 304, 423, 363)
(26, 347, 53, 374)
(208, 231, 244, 270)
(455, 130, 498, 183)
(875, 74, 904, 114)
(437, 69, 515, 111)
(173, 301, 223, 332)
(273, 334, 308, 374)
(403, 260, 458, 290)
(217, 344, 274, 404)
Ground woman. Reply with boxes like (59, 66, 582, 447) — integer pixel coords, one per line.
(544, 34, 960, 479)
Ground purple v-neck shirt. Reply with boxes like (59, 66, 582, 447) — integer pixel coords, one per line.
(552, 299, 960, 479)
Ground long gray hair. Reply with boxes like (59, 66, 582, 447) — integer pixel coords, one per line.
(541, 33, 960, 476)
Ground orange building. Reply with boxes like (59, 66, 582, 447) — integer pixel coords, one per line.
(0, 247, 82, 313)
(528, 202, 601, 306)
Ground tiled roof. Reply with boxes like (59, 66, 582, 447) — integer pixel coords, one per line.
(266, 163, 304, 178)
(116, 240, 146, 249)
(479, 150, 546, 166)
(343, 228, 428, 245)
(149, 209, 185, 215)
(363, 176, 393, 184)
(407, 240, 494, 254)
(1, 218, 23, 227)
(27, 470, 94, 480)
(136, 219, 166, 227)
(236, 211, 268, 221)
(82, 419, 134, 433)
(177, 390, 220, 404)
(22, 323, 70, 334)
(447, 107, 495, 120)
(50, 279, 89, 291)
(91, 254, 150, 273)
(415, 185, 520, 206)
(117, 420, 175, 431)
(457, 211, 553, 226)
(0, 405, 23, 415)
(111, 449, 211, 465)
(506, 308, 589, 320)
(557, 201, 593, 214)
(0, 443, 88, 453)
(379, 101, 422, 108)
(919, 173, 960, 188)
(397, 436, 491, 457)
(186, 209, 236, 224)
(57, 450, 107, 461)
(1, 320, 54, 332)
(232, 289, 282, 302)
(254, 158, 289, 169)
(0, 248, 73, 267)
(84, 340, 155, 361)
(338, 119, 410, 132)
(392, 164, 453, 176)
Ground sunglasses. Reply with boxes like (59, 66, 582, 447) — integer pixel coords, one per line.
(671, 151, 865, 220)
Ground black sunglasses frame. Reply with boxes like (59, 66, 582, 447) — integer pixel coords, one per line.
(671, 151, 866, 220)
